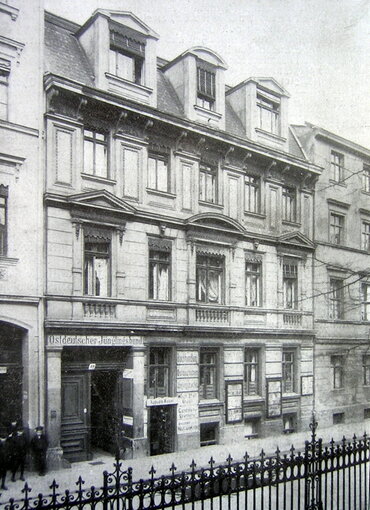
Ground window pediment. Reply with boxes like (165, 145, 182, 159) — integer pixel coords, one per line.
(67, 190, 137, 215)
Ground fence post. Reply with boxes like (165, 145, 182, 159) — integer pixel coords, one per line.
(304, 413, 323, 510)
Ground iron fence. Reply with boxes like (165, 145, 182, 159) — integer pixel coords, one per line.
(2, 417, 370, 510)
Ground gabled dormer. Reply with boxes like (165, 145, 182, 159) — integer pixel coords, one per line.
(163, 47, 227, 129)
(226, 77, 289, 151)
(76, 10, 159, 107)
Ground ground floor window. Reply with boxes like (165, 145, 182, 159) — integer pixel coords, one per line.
(199, 349, 218, 399)
(244, 418, 260, 439)
(333, 412, 344, 425)
(283, 414, 296, 434)
(200, 422, 218, 447)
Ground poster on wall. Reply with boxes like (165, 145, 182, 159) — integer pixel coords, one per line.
(266, 378, 282, 418)
(225, 380, 243, 424)
(301, 375, 314, 396)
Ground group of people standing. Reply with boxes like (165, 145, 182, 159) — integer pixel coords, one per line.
(0, 421, 48, 490)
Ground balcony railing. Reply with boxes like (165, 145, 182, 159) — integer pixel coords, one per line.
(195, 308, 229, 323)
(83, 302, 116, 319)
(283, 313, 302, 326)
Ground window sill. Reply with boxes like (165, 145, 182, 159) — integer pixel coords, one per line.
(105, 73, 153, 94)
(282, 392, 300, 399)
(193, 105, 222, 120)
(0, 2, 19, 20)
(0, 256, 18, 266)
(282, 220, 300, 227)
(198, 200, 223, 210)
(243, 395, 264, 402)
(81, 173, 116, 185)
(255, 128, 287, 143)
(199, 399, 223, 407)
(244, 210, 266, 219)
(146, 188, 176, 199)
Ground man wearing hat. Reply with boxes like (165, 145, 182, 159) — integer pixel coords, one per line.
(30, 426, 48, 476)
(9, 425, 28, 482)
(0, 431, 10, 490)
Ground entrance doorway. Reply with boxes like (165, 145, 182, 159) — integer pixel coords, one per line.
(149, 405, 176, 456)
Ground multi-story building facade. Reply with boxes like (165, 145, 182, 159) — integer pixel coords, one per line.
(43, 9, 323, 464)
(0, 0, 44, 433)
(293, 124, 370, 428)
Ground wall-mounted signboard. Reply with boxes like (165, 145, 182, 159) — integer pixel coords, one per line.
(266, 378, 282, 418)
(226, 380, 243, 424)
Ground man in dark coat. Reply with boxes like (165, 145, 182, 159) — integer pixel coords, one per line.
(0, 432, 9, 490)
(30, 426, 48, 476)
(9, 426, 28, 482)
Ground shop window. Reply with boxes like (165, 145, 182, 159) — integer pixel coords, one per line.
(331, 355, 344, 389)
(363, 164, 370, 193)
(147, 152, 169, 192)
(282, 186, 297, 223)
(330, 151, 344, 182)
(361, 283, 370, 321)
(199, 163, 217, 204)
(245, 261, 261, 307)
(282, 349, 295, 393)
(329, 212, 344, 245)
(148, 347, 170, 398)
(257, 93, 280, 135)
(329, 279, 344, 319)
(333, 412, 344, 425)
(196, 254, 224, 304)
(83, 129, 108, 178)
(244, 349, 259, 396)
(283, 414, 296, 434)
(196, 62, 215, 111)
(244, 419, 260, 439)
(83, 229, 111, 297)
(199, 349, 218, 400)
(283, 259, 298, 310)
(200, 422, 218, 446)
(244, 175, 260, 214)
(361, 222, 370, 252)
(363, 355, 370, 386)
(148, 238, 171, 301)
(0, 185, 8, 256)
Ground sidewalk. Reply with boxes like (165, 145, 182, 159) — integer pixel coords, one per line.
(1, 420, 368, 506)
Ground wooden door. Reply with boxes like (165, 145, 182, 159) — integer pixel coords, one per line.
(61, 372, 90, 462)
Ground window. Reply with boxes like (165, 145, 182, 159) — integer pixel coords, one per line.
(245, 261, 261, 307)
(244, 349, 259, 396)
(244, 419, 260, 439)
(197, 63, 215, 111)
(148, 152, 169, 192)
(83, 231, 111, 297)
(329, 213, 344, 245)
(282, 186, 297, 222)
(200, 423, 218, 446)
(199, 349, 218, 399)
(83, 129, 108, 178)
(148, 347, 170, 398)
(0, 69, 9, 120)
(149, 246, 171, 301)
(283, 414, 296, 434)
(199, 163, 217, 203)
(333, 412, 344, 425)
(331, 355, 344, 389)
(0, 186, 8, 256)
(109, 29, 145, 85)
(363, 355, 370, 386)
(362, 222, 370, 252)
(330, 151, 344, 182)
(361, 283, 370, 321)
(283, 260, 298, 310)
(257, 93, 280, 135)
(196, 254, 224, 304)
(282, 350, 295, 393)
(364, 408, 370, 420)
(329, 279, 344, 319)
(363, 164, 370, 193)
(244, 175, 260, 213)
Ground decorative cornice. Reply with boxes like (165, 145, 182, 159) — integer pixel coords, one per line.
(0, 1, 19, 21)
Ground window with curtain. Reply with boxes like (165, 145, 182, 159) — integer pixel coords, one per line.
(149, 249, 171, 300)
(282, 350, 295, 393)
(257, 93, 280, 135)
(331, 355, 344, 389)
(283, 260, 298, 310)
(245, 261, 262, 307)
(244, 349, 259, 396)
(84, 236, 111, 297)
(196, 254, 224, 304)
(109, 28, 145, 85)
(199, 163, 217, 203)
(361, 283, 370, 321)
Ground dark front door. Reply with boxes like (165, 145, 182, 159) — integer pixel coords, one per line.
(149, 405, 176, 456)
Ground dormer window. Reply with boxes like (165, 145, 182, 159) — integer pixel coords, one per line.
(109, 27, 145, 85)
(257, 92, 280, 135)
(196, 61, 216, 111)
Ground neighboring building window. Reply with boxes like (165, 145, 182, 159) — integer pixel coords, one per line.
(362, 221, 370, 252)
(330, 151, 344, 182)
(0, 70, 9, 120)
(196, 63, 215, 111)
(148, 245, 171, 301)
(283, 414, 296, 434)
(244, 175, 260, 213)
(329, 212, 344, 245)
(147, 152, 169, 192)
(361, 283, 370, 321)
(257, 93, 280, 135)
(363, 164, 370, 193)
(283, 260, 298, 310)
(282, 186, 297, 222)
(200, 423, 218, 446)
(331, 355, 344, 389)
(329, 279, 344, 319)
(0, 186, 8, 256)
(333, 412, 344, 425)
(199, 163, 217, 203)
(244, 349, 259, 396)
(84, 235, 111, 297)
(245, 261, 261, 307)
(148, 347, 170, 398)
(199, 349, 218, 399)
(282, 350, 295, 393)
(83, 129, 108, 178)
(363, 355, 370, 386)
(196, 254, 224, 304)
